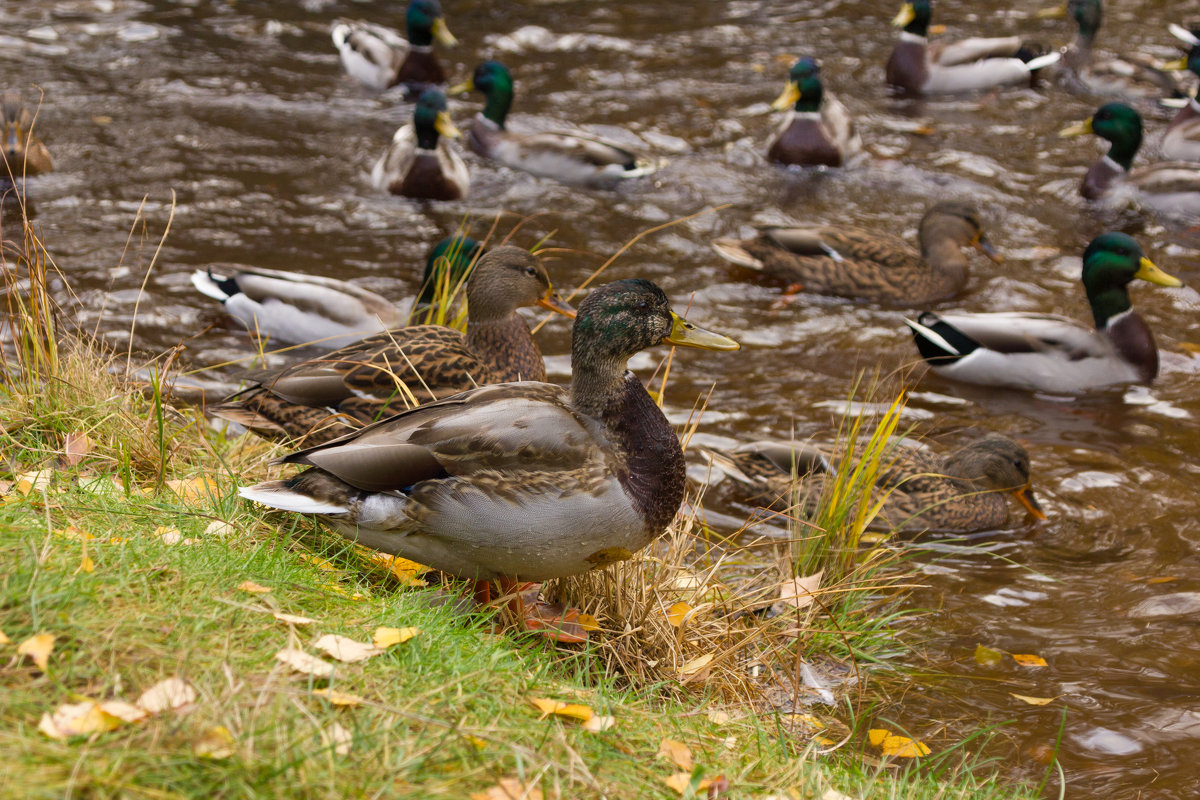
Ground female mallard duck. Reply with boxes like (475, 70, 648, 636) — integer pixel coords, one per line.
(886, 0, 1060, 95)
(211, 246, 574, 445)
(191, 235, 481, 349)
(1161, 27, 1200, 162)
(711, 201, 1001, 306)
(449, 61, 652, 187)
(905, 232, 1182, 393)
(767, 57, 861, 168)
(239, 279, 739, 635)
(1038, 0, 1186, 102)
(331, 0, 456, 93)
(702, 433, 1044, 533)
(371, 88, 469, 200)
(2, 93, 52, 179)
(1058, 102, 1200, 215)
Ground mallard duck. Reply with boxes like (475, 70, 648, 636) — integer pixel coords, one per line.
(191, 235, 480, 349)
(1161, 26, 1200, 162)
(905, 232, 1182, 393)
(767, 57, 861, 168)
(711, 201, 1001, 306)
(1, 93, 52, 180)
(331, 0, 456, 93)
(1038, 0, 1186, 102)
(449, 61, 652, 187)
(371, 88, 469, 200)
(886, 0, 1060, 95)
(1058, 102, 1200, 215)
(239, 279, 739, 635)
(411, 235, 485, 320)
(211, 246, 574, 445)
(701, 433, 1044, 533)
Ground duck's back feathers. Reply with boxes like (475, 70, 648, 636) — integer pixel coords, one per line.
(332, 21, 410, 91)
(467, 116, 650, 186)
(1161, 99, 1200, 161)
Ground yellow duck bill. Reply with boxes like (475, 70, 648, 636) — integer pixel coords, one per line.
(663, 313, 740, 351)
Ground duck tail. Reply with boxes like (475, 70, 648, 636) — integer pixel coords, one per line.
(904, 312, 978, 365)
(711, 239, 764, 270)
(191, 268, 240, 303)
(240, 479, 348, 514)
(1023, 52, 1061, 72)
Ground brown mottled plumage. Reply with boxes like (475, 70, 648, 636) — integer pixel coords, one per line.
(702, 433, 1045, 533)
(712, 201, 1001, 306)
(211, 246, 573, 445)
(2, 93, 52, 179)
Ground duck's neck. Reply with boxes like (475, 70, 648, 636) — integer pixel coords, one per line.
(571, 369, 684, 532)
(794, 84, 823, 113)
(919, 236, 970, 294)
(481, 88, 512, 129)
(1086, 284, 1132, 329)
(465, 314, 544, 382)
(414, 118, 440, 150)
(1105, 133, 1140, 171)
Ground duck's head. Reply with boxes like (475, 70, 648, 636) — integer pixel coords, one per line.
(405, 0, 456, 47)
(450, 61, 514, 126)
(416, 235, 485, 307)
(1068, 0, 1102, 38)
(949, 434, 1045, 521)
(892, 0, 932, 37)
(411, 88, 460, 148)
(1059, 102, 1143, 169)
(466, 246, 575, 322)
(1081, 232, 1181, 327)
(920, 201, 1002, 263)
(1164, 42, 1200, 78)
(771, 57, 824, 113)
(571, 280, 738, 375)
(2, 94, 32, 163)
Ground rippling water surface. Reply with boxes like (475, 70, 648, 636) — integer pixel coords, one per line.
(7, 0, 1200, 796)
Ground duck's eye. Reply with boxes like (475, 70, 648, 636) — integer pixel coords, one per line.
(525, 266, 537, 277)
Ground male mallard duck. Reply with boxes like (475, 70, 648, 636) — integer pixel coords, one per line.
(331, 0, 456, 93)
(449, 61, 652, 187)
(1, 93, 52, 179)
(1161, 26, 1200, 162)
(192, 235, 480, 349)
(1058, 101, 1200, 215)
(711, 201, 1001, 306)
(767, 57, 861, 168)
(886, 0, 1060, 95)
(905, 232, 1182, 393)
(701, 433, 1044, 533)
(239, 279, 739, 635)
(211, 246, 574, 445)
(371, 88, 469, 200)
(1038, 0, 1186, 102)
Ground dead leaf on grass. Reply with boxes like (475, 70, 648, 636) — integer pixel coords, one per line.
(165, 476, 218, 503)
(666, 601, 693, 627)
(679, 653, 713, 681)
(16, 469, 52, 496)
(314, 634, 382, 663)
(778, 571, 824, 610)
(658, 738, 694, 771)
(312, 688, 364, 707)
(582, 714, 615, 732)
(38, 700, 124, 739)
(322, 722, 352, 756)
(367, 552, 429, 587)
(707, 709, 731, 725)
(470, 777, 544, 800)
(76, 554, 95, 574)
(529, 697, 594, 722)
(273, 612, 316, 626)
(373, 626, 419, 648)
(237, 581, 272, 594)
(204, 520, 235, 537)
(137, 677, 197, 714)
(97, 700, 147, 723)
(63, 432, 93, 466)
(195, 725, 236, 759)
(17, 632, 55, 670)
(275, 648, 334, 678)
(664, 773, 727, 796)
(868, 728, 930, 758)
(0, 629, 9, 645)
(155, 526, 186, 545)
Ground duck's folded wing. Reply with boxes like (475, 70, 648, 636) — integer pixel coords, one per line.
(933, 312, 1110, 358)
(505, 130, 639, 168)
(932, 36, 1021, 66)
(1129, 163, 1200, 194)
(762, 225, 914, 266)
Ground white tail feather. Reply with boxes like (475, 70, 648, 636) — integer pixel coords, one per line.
(711, 239, 764, 269)
(1024, 52, 1061, 72)
(904, 316, 961, 357)
(240, 483, 347, 514)
(1170, 23, 1200, 47)
(190, 269, 232, 302)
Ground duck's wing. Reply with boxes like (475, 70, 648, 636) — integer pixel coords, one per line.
(763, 225, 917, 267)
(370, 124, 418, 191)
(1161, 112, 1200, 162)
(332, 19, 408, 91)
(492, 128, 652, 185)
(821, 92, 861, 159)
(931, 36, 1022, 66)
(1128, 162, 1200, 194)
(1083, 53, 1188, 99)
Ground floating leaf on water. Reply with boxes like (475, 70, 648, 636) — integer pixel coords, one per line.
(17, 632, 55, 671)
(1010, 693, 1057, 706)
(314, 634, 382, 663)
(1012, 653, 1048, 668)
(273, 612, 316, 626)
(666, 602, 693, 627)
(275, 648, 334, 678)
(658, 738, 694, 771)
(237, 581, 272, 594)
(312, 688, 364, 707)
(470, 777, 544, 800)
(373, 626, 419, 648)
(528, 697, 594, 722)
(195, 725, 236, 759)
(136, 677, 197, 714)
(974, 644, 1003, 666)
(868, 728, 930, 758)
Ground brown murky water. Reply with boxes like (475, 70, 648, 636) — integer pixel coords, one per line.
(8, 0, 1200, 795)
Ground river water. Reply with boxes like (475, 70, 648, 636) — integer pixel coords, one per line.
(7, 0, 1200, 796)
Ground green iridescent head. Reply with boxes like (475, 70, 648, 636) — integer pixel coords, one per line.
(771, 57, 824, 113)
(416, 235, 485, 307)
(450, 61, 514, 128)
(406, 0, 456, 48)
(892, 0, 932, 37)
(1059, 102, 1143, 169)
(1081, 232, 1181, 327)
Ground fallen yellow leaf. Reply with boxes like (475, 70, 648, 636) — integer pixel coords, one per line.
(54, 525, 95, 541)
(1010, 693, 1057, 706)
(470, 777, 544, 800)
(582, 714, 615, 732)
(313, 688, 364, 707)
(974, 644, 1003, 666)
(578, 613, 600, 632)
(0, 629, 9, 645)
(1012, 653, 1048, 668)
(528, 697, 594, 722)
(663, 774, 693, 795)
(658, 738, 694, 770)
(779, 571, 824, 610)
(98, 700, 147, 723)
(63, 432, 93, 466)
(373, 626, 419, 648)
(17, 632, 55, 671)
(666, 602, 693, 627)
(275, 648, 334, 678)
(679, 653, 714, 680)
(195, 725, 236, 759)
(204, 520, 236, 537)
(165, 476, 218, 503)
(367, 553, 429, 587)
(155, 526, 184, 545)
(137, 677, 197, 714)
(38, 701, 124, 739)
(663, 773, 725, 796)
(314, 634, 382, 663)
(868, 728, 930, 758)
(76, 554, 95, 574)
(237, 581, 272, 594)
(300, 554, 339, 572)
(273, 612, 317, 626)
(707, 710, 731, 725)
(16, 469, 52, 496)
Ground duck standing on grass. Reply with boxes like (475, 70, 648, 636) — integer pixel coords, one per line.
(766, 57, 861, 168)
(211, 247, 573, 445)
(701, 433, 1045, 533)
(886, 0, 1060, 95)
(240, 279, 739, 640)
(332, 0, 457, 93)
(1, 93, 52, 181)
(905, 232, 1182, 394)
(371, 88, 469, 201)
(449, 61, 652, 187)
